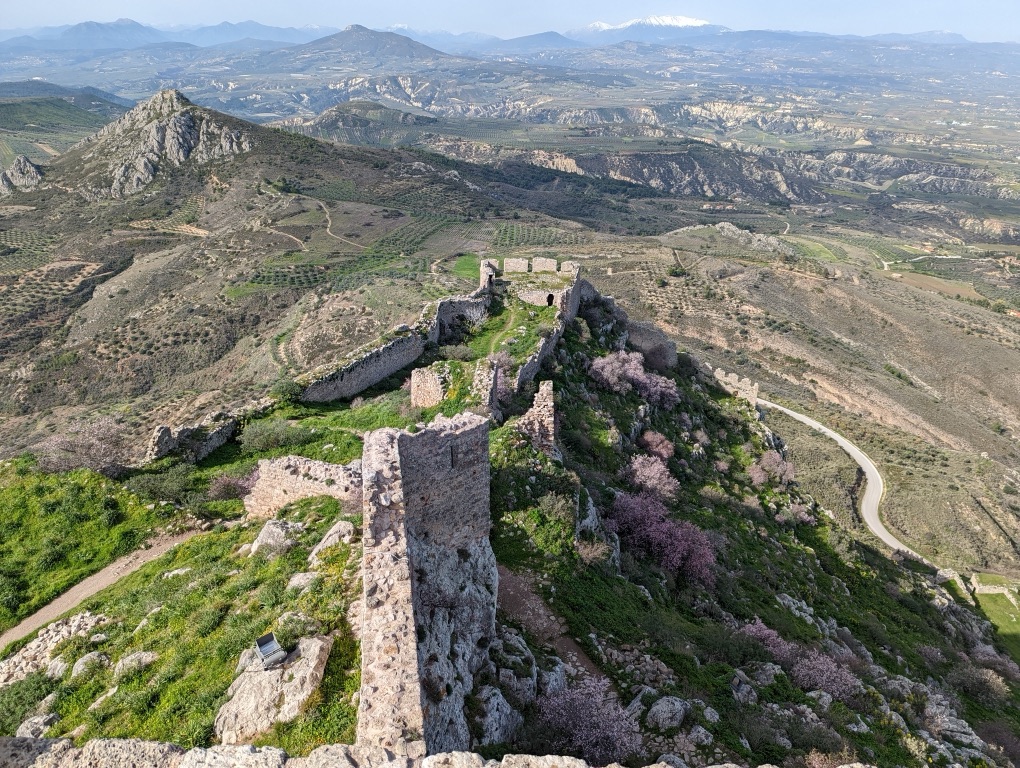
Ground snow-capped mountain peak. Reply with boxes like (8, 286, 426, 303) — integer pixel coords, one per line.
(585, 15, 710, 32)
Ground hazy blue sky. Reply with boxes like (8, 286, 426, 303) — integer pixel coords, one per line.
(4, 0, 1018, 42)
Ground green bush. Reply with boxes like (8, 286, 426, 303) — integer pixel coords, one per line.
(239, 419, 316, 454)
(125, 464, 199, 505)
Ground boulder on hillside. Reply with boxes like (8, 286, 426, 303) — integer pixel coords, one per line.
(114, 651, 159, 680)
(250, 520, 305, 559)
(70, 652, 109, 680)
(308, 519, 356, 567)
(646, 696, 691, 730)
(214, 636, 333, 744)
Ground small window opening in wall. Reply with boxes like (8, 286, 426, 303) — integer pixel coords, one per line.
(546, 294, 554, 306)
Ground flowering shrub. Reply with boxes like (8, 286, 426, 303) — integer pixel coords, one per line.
(608, 492, 715, 588)
(589, 351, 679, 408)
(624, 455, 680, 500)
(775, 502, 816, 526)
(207, 470, 259, 501)
(38, 416, 129, 477)
(740, 619, 860, 701)
(536, 677, 642, 764)
(638, 429, 675, 459)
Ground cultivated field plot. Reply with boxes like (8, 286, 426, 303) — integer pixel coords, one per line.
(490, 222, 593, 251)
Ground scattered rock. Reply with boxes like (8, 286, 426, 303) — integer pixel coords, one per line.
(655, 755, 690, 768)
(537, 657, 566, 696)
(114, 651, 159, 679)
(250, 520, 305, 559)
(730, 670, 757, 706)
(45, 656, 69, 680)
(0, 612, 107, 688)
(89, 686, 119, 711)
(702, 706, 720, 724)
(748, 662, 783, 687)
(806, 690, 833, 711)
(71, 652, 110, 680)
(214, 636, 333, 744)
(688, 725, 713, 746)
(162, 568, 193, 580)
(276, 612, 321, 639)
(287, 573, 318, 593)
(90, 634, 109, 644)
(34, 692, 58, 716)
(646, 697, 691, 730)
(308, 520, 356, 567)
(15, 714, 59, 738)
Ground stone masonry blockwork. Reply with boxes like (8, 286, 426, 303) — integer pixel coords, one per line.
(357, 413, 496, 756)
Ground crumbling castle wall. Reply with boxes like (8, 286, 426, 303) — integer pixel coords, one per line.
(410, 367, 447, 408)
(145, 399, 274, 463)
(710, 367, 759, 407)
(515, 381, 559, 459)
(300, 331, 428, 404)
(358, 413, 496, 756)
(244, 457, 362, 519)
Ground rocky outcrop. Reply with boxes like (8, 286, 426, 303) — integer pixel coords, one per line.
(214, 636, 334, 745)
(74, 90, 253, 200)
(0, 156, 43, 197)
(114, 651, 159, 680)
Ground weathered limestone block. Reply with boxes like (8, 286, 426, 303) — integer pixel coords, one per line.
(16, 715, 58, 739)
(293, 744, 418, 768)
(308, 519, 356, 567)
(214, 636, 334, 745)
(244, 457, 361, 520)
(114, 651, 158, 680)
(646, 697, 691, 730)
(69, 738, 185, 767)
(250, 520, 305, 558)
(514, 381, 558, 459)
(532, 257, 558, 273)
(560, 261, 580, 274)
(70, 652, 109, 680)
(474, 687, 523, 746)
(410, 367, 446, 408)
(502, 258, 529, 273)
(178, 745, 289, 768)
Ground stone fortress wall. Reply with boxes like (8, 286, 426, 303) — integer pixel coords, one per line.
(243, 456, 363, 519)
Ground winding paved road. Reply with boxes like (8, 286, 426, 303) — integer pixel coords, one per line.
(758, 399, 928, 563)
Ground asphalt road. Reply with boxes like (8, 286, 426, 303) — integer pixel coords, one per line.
(758, 398, 926, 562)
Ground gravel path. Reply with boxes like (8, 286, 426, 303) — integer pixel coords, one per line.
(0, 531, 198, 651)
(759, 399, 930, 563)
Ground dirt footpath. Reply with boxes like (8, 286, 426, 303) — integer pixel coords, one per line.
(0, 530, 198, 652)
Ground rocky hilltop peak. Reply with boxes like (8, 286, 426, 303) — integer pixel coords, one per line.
(70, 88, 254, 200)
(0, 155, 43, 197)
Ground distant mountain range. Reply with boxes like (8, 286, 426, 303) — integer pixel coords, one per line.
(0, 18, 341, 50)
(0, 16, 975, 56)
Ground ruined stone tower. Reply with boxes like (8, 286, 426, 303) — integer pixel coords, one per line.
(357, 413, 497, 756)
